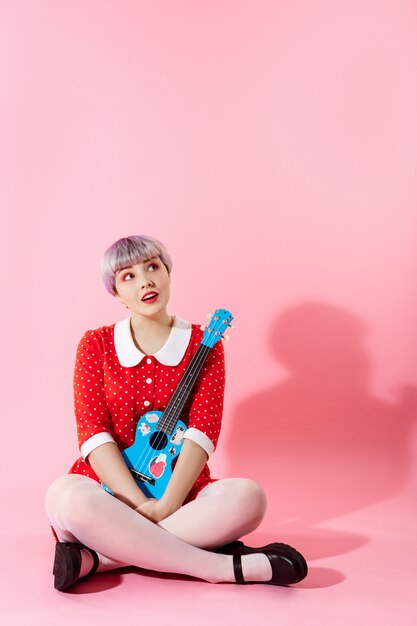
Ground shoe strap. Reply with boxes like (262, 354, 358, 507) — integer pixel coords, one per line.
(233, 553, 245, 584)
(71, 542, 100, 577)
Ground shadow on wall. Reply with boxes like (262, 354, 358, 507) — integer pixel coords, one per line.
(225, 301, 417, 527)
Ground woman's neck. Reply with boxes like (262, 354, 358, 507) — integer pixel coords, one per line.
(129, 311, 174, 352)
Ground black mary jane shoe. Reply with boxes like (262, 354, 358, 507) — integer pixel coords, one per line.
(53, 541, 100, 591)
(214, 541, 308, 585)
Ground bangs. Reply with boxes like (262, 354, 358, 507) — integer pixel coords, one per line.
(110, 239, 162, 274)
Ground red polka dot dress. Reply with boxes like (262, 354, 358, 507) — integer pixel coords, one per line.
(68, 315, 225, 503)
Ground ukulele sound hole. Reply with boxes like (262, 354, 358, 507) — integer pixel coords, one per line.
(149, 431, 168, 450)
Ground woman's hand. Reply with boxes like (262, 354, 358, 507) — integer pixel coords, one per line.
(135, 498, 171, 523)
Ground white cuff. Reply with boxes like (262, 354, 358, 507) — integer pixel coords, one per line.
(80, 432, 116, 461)
(182, 427, 215, 457)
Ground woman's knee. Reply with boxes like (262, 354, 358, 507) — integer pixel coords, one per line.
(45, 474, 96, 522)
(233, 478, 267, 521)
(207, 478, 267, 524)
(45, 475, 73, 514)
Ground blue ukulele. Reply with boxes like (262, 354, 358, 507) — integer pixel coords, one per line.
(102, 309, 234, 499)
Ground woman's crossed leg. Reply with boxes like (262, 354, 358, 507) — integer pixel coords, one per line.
(45, 474, 271, 584)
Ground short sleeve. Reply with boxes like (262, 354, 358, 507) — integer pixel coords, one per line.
(73, 330, 115, 462)
(183, 338, 225, 456)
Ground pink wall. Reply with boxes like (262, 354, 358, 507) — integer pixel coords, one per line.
(2, 1, 417, 540)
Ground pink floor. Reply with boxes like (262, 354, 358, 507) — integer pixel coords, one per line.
(2, 466, 416, 626)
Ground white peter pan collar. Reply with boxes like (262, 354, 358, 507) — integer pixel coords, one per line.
(114, 315, 192, 367)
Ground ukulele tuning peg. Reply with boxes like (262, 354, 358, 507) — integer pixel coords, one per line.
(223, 335, 230, 341)
(200, 325, 206, 331)
(229, 324, 236, 329)
(206, 312, 212, 319)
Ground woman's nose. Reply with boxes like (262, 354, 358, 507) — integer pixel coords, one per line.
(141, 275, 155, 288)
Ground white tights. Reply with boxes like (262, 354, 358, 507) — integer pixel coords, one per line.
(45, 474, 271, 584)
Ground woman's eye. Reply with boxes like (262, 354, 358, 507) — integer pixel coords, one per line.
(123, 272, 134, 280)
(148, 263, 159, 271)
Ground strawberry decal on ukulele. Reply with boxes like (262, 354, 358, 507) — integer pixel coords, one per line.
(149, 453, 167, 479)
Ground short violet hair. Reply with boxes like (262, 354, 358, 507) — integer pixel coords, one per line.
(101, 235, 173, 296)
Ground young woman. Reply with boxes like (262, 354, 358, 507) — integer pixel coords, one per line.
(45, 234, 307, 590)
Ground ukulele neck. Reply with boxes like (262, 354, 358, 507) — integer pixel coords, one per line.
(157, 344, 210, 433)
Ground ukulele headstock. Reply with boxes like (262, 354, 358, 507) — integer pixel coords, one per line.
(200, 309, 234, 348)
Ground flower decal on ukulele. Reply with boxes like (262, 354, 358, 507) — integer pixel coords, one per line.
(149, 453, 167, 479)
(139, 422, 151, 436)
(146, 413, 159, 423)
(170, 425, 185, 445)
